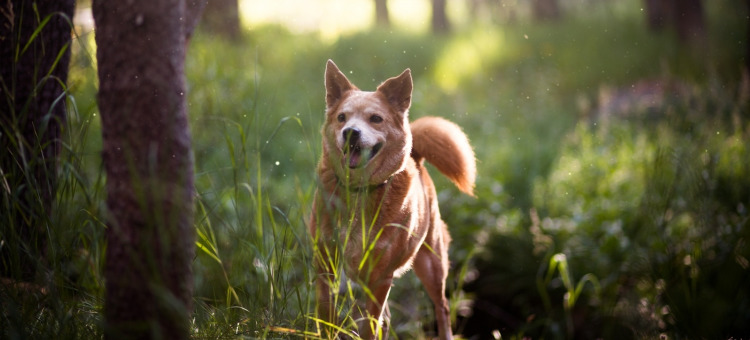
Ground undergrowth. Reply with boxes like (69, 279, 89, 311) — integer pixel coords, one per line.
(1, 1, 748, 339)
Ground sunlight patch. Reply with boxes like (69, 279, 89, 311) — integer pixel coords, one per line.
(239, 0, 372, 41)
(433, 28, 506, 92)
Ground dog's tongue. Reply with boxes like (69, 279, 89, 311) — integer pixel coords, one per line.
(348, 149, 361, 168)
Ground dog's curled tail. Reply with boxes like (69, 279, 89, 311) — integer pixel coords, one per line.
(411, 116, 476, 196)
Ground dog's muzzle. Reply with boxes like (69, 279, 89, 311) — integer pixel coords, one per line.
(342, 127, 382, 169)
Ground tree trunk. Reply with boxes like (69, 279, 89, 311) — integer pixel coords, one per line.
(185, 0, 209, 41)
(644, 0, 674, 31)
(0, 0, 75, 281)
(374, 0, 390, 28)
(746, 0, 750, 72)
(431, 0, 451, 34)
(532, 0, 561, 22)
(644, 0, 705, 44)
(92, 0, 202, 338)
(673, 0, 705, 43)
(201, 0, 240, 39)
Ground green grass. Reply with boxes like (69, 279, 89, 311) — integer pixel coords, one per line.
(2, 1, 749, 338)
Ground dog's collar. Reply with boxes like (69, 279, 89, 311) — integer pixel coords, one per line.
(335, 175, 390, 193)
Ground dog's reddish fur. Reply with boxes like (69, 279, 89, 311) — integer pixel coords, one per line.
(310, 60, 476, 340)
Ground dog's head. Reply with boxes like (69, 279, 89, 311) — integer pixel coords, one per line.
(322, 60, 413, 187)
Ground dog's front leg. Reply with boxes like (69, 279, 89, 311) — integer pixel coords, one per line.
(312, 229, 343, 340)
(360, 275, 393, 340)
(311, 209, 338, 338)
(315, 262, 336, 337)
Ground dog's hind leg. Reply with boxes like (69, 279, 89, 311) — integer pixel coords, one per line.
(360, 275, 393, 340)
(413, 241, 454, 340)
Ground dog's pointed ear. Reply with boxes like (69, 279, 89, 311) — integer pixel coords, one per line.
(377, 68, 412, 113)
(325, 60, 356, 109)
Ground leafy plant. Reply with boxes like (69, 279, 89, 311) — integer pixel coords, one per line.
(538, 253, 601, 338)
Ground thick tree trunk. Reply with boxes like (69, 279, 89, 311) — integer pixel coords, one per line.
(93, 0, 202, 338)
(431, 0, 451, 34)
(374, 0, 390, 28)
(747, 0, 750, 72)
(0, 0, 75, 281)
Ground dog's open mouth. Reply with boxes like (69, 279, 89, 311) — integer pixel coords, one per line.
(344, 142, 382, 169)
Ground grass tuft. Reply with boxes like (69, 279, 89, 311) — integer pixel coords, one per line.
(2, 1, 747, 338)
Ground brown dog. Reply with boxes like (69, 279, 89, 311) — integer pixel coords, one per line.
(310, 60, 476, 340)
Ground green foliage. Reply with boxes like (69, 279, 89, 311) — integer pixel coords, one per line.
(518, 82, 749, 338)
(2, 1, 748, 339)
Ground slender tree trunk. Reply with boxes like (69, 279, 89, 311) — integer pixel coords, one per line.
(186, 0, 209, 41)
(374, 0, 390, 28)
(532, 0, 561, 22)
(644, 0, 705, 44)
(431, 0, 450, 34)
(93, 0, 203, 338)
(644, 0, 674, 31)
(0, 0, 75, 281)
(673, 0, 705, 43)
(201, 0, 240, 39)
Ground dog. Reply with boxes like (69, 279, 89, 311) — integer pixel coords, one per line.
(310, 60, 476, 340)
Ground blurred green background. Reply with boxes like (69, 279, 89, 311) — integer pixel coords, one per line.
(5, 0, 750, 339)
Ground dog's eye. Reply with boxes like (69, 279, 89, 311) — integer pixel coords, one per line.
(337, 113, 346, 122)
(370, 115, 383, 123)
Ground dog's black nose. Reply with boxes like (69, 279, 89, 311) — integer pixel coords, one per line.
(343, 127, 360, 144)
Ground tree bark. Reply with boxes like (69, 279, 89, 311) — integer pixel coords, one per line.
(644, 0, 673, 31)
(0, 0, 75, 281)
(673, 0, 705, 43)
(374, 0, 390, 28)
(747, 0, 750, 72)
(92, 0, 202, 338)
(644, 0, 705, 44)
(201, 0, 240, 39)
(185, 0, 209, 41)
(431, 0, 451, 34)
(532, 0, 561, 22)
